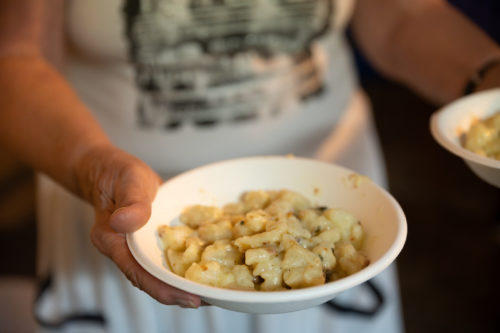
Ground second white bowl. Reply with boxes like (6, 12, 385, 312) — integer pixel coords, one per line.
(430, 88, 500, 187)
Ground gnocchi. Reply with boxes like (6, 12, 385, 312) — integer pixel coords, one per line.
(464, 111, 500, 160)
(157, 189, 369, 291)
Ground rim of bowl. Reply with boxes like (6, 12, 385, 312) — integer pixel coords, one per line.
(127, 156, 408, 304)
(430, 90, 500, 169)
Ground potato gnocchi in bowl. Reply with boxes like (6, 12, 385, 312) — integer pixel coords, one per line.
(158, 189, 369, 291)
(127, 156, 407, 313)
(463, 111, 500, 160)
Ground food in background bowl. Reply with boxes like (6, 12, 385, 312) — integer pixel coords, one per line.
(463, 111, 500, 160)
(157, 189, 369, 291)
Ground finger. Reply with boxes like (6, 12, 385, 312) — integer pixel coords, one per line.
(109, 167, 160, 233)
(109, 201, 151, 233)
(91, 220, 201, 308)
(113, 163, 160, 208)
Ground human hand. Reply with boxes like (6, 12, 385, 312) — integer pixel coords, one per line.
(75, 146, 202, 308)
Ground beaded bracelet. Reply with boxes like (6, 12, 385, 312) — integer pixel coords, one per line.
(463, 57, 500, 95)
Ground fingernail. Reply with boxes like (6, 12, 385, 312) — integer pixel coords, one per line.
(176, 298, 198, 309)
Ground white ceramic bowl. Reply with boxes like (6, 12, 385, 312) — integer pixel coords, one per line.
(127, 156, 407, 314)
(430, 88, 500, 188)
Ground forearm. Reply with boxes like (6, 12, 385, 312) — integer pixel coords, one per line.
(352, 0, 500, 104)
(0, 56, 112, 195)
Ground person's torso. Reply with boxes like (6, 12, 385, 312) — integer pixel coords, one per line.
(65, 0, 358, 175)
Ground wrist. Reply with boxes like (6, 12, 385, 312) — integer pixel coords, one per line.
(463, 56, 500, 95)
(472, 62, 500, 93)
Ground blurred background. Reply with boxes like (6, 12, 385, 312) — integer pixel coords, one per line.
(0, 1, 499, 332)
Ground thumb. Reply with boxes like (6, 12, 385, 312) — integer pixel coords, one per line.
(109, 201, 152, 233)
(107, 163, 161, 233)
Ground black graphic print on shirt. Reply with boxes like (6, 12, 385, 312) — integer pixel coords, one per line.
(124, 0, 334, 129)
